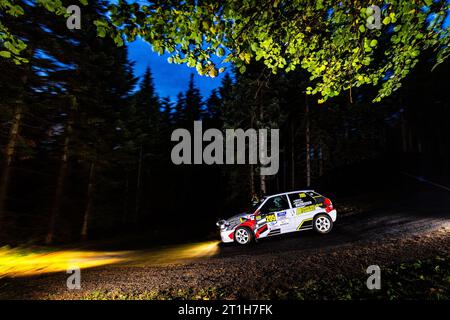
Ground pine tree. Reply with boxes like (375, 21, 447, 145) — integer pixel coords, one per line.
(120, 65, 162, 223)
(0, 0, 138, 242)
(184, 74, 203, 124)
(160, 96, 173, 125)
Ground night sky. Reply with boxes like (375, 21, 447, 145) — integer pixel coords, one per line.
(128, 38, 229, 102)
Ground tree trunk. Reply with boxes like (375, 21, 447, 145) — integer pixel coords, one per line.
(81, 162, 95, 241)
(260, 174, 267, 195)
(46, 96, 76, 244)
(400, 111, 408, 153)
(319, 145, 324, 177)
(0, 103, 23, 224)
(283, 155, 287, 191)
(258, 94, 267, 195)
(249, 108, 256, 197)
(134, 145, 143, 223)
(305, 95, 311, 187)
(123, 172, 129, 223)
(249, 164, 255, 196)
(45, 144, 68, 244)
(291, 121, 295, 189)
(408, 127, 414, 152)
(0, 67, 29, 229)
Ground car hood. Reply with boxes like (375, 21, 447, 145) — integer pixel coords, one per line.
(227, 212, 249, 221)
(223, 212, 250, 228)
(217, 211, 251, 228)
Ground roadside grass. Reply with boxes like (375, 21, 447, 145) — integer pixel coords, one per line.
(270, 255, 450, 300)
(81, 255, 450, 300)
(82, 287, 231, 300)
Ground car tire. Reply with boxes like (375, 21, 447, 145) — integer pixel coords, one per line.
(313, 214, 333, 234)
(234, 227, 253, 245)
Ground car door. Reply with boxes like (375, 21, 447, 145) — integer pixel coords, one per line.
(287, 192, 318, 231)
(257, 195, 293, 237)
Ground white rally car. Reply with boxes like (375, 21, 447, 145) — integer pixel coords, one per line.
(216, 190, 337, 245)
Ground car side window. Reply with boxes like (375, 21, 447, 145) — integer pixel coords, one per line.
(259, 195, 290, 215)
(288, 192, 315, 208)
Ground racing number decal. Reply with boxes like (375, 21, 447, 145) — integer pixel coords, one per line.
(265, 214, 277, 223)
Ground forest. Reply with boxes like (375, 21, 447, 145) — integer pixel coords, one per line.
(0, 0, 449, 245)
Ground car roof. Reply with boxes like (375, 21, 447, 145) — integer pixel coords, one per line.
(264, 190, 315, 199)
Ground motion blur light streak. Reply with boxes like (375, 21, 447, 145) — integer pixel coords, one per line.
(0, 241, 220, 278)
(128, 241, 220, 266)
(0, 247, 128, 278)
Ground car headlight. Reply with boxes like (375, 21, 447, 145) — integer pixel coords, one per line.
(216, 220, 230, 230)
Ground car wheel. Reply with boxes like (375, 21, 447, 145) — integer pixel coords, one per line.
(234, 227, 253, 245)
(313, 214, 333, 234)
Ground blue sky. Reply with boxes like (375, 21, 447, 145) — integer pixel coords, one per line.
(128, 39, 228, 101)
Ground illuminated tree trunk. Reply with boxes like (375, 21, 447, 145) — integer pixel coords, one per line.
(249, 110, 256, 197)
(258, 94, 267, 195)
(0, 103, 23, 225)
(81, 162, 95, 241)
(260, 174, 267, 195)
(249, 164, 255, 196)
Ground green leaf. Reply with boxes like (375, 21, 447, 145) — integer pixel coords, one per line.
(114, 34, 124, 47)
(97, 28, 106, 38)
(362, 57, 371, 65)
(217, 47, 225, 57)
(0, 51, 12, 58)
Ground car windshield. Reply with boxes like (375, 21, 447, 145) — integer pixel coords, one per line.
(247, 198, 265, 214)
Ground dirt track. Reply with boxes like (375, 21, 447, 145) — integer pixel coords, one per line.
(1, 186, 449, 299)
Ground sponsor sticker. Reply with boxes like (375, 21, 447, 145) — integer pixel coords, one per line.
(296, 205, 315, 215)
(277, 211, 286, 217)
(293, 199, 312, 208)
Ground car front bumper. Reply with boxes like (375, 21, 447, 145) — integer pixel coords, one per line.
(219, 229, 234, 243)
